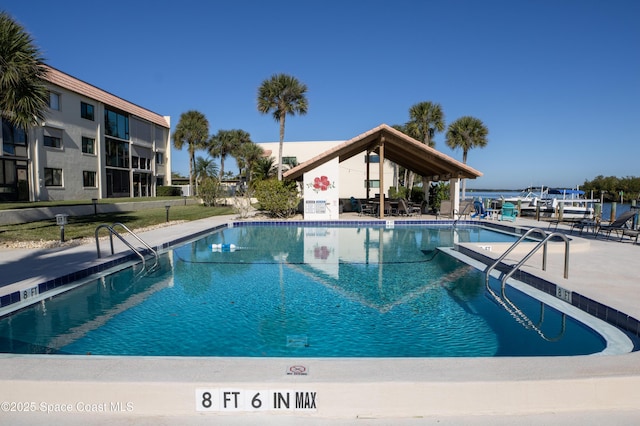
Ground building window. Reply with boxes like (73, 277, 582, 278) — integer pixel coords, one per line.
(155, 152, 164, 165)
(44, 135, 61, 148)
(365, 180, 380, 189)
(365, 154, 380, 163)
(43, 127, 63, 149)
(49, 92, 60, 110)
(81, 102, 95, 120)
(105, 108, 129, 140)
(106, 169, 130, 197)
(44, 168, 63, 186)
(132, 156, 139, 169)
(82, 136, 95, 154)
(282, 156, 297, 167)
(106, 138, 129, 168)
(2, 121, 28, 157)
(83, 171, 96, 187)
(0, 159, 16, 185)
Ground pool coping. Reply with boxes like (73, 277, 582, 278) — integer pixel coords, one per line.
(2, 215, 640, 421)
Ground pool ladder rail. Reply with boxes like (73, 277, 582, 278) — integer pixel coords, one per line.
(484, 227, 570, 288)
(95, 222, 159, 274)
(483, 227, 570, 340)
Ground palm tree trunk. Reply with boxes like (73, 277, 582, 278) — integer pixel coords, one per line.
(461, 150, 468, 200)
(188, 149, 195, 196)
(192, 155, 199, 196)
(277, 114, 286, 181)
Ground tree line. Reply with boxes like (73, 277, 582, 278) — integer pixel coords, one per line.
(581, 175, 640, 202)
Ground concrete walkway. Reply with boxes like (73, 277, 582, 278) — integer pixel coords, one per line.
(1, 213, 639, 424)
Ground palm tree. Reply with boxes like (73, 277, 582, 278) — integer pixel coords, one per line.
(405, 101, 445, 206)
(235, 142, 264, 184)
(172, 110, 209, 196)
(406, 101, 445, 147)
(209, 129, 250, 179)
(253, 156, 278, 181)
(195, 156, 219, 182)
(445, 116, 489, 198)
(257, 73, 308, 181)
(0, 12, 49, 130)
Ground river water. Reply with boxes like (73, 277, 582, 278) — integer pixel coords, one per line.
(464, 190, 635, 221)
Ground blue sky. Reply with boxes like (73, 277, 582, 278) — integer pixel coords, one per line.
(4, 0, 639, 189)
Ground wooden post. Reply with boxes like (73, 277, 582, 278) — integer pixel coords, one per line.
(378, 139, 385, 219)
(610, 202, 617, 222)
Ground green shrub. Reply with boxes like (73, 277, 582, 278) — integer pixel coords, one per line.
(388, 186, 409, 200)
(410, 187, 425, 203)
(156, 186, 183, 196)
(429, 182, 449, 212)
(253, 179, 299, 218)
(199, 177, 223, 207)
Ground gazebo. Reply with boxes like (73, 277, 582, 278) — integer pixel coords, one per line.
(283, 124, 483, 219)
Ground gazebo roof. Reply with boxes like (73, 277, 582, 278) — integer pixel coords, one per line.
(283, 124, 482, 181)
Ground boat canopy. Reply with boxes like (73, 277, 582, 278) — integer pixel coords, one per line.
(548, 189, 585, 195)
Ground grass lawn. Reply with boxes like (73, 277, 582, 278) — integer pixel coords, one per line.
(0, 204, 234, 243)
(0, 197, 182, 211)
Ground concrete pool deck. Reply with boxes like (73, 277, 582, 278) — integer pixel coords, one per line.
(1, 213, 640, 424)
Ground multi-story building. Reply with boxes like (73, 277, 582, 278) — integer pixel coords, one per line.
(256, 141, 396, 199)
(0, 65, 171, 202)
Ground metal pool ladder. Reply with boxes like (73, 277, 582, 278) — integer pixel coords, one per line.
(484, 227, 570, 289)
(483, 227, 570, 341)
(95, 222, 159, 273)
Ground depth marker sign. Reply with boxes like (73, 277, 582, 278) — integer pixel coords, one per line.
(196, 388, 317, 412)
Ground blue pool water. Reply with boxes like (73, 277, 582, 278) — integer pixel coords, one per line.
(0, 224, 613, 357)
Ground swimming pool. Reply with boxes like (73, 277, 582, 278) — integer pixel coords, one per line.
(0, 223, 631, 357)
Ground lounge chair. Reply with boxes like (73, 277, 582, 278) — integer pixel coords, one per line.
(596, 210, 638, 240)
(622, 228, 640, 244)
(569, 219, 598, 235)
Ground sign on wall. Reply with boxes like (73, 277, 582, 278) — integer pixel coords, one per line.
(303, 158, 339, 220)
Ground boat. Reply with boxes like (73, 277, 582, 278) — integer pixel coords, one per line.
(500, 187, 596, 220)
(500, 186, 544, 205)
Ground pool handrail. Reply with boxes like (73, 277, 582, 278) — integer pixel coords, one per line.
(95, 223, 159, 273)
(499, 231, 570, 288)
(484, 227, 569, 287)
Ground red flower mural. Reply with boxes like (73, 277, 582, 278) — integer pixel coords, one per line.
(314, 246, 331, 260)
(313, 176, 331, 191)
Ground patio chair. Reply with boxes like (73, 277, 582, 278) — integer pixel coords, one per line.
(408, 200, 422, 216)
(596, 210, 638, 240)
(436, 200, 453, 219)
(359, 201, 376, 216)
(470, 200, 488, 219)
(350, 196, 361, 214)
(384, 200, 398, 216)
(458, 200, 475, 220)
(437, 199, 473, 219)
(500, 202, 518, 222)
(398, 199, 421, 216)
